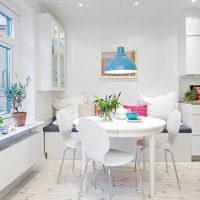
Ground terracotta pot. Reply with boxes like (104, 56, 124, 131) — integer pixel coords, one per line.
(12, 112, 27, 127)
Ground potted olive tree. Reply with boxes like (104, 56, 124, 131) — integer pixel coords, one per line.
(0, 76, 31, 126)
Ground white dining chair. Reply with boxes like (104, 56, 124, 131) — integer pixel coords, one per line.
(77, 118, 145, 200)
(57, 109, 81, 184)
(135, 110, 181, 190)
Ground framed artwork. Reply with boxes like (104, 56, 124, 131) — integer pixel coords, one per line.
(190, 85, 200, 93)
(100, 50, 138, 78)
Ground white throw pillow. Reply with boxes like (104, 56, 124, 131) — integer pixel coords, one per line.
(52, 94, 88, 110)
(139, 92, 177, 121)
(59, 106, 79, 121)
(52, 120, 58, 125)
(78, 104, 95, 117)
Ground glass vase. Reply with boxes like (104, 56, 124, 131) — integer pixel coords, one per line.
(102, 111, 112, 121)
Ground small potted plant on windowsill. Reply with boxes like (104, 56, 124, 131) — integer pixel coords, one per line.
(0, 76, 31, 126)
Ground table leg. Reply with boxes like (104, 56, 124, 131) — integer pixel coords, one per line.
(149, 134, 155, 197)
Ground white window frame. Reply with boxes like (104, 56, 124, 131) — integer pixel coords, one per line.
(0, 3, 17, 118)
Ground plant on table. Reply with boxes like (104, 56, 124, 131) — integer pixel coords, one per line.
(94, 92, 122, 120)
(0, 76, 31, 126)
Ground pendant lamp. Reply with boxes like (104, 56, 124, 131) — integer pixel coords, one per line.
(105, 46, 137, 74)
(104, 0, 137, 74)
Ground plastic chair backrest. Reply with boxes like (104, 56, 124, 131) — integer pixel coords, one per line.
(77, 118, 110, 162)
(58, 109, 73, 141)
(167, 110, 181, 146)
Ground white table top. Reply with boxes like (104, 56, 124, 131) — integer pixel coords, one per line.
(73, 116, 166, 137)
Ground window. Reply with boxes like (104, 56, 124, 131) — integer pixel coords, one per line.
(0, 10, 14, 115)
(0, 12, 12, 37)
(0, 45, 11, 114)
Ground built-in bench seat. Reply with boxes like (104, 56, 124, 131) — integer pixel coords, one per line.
(43, 122, 192, 161)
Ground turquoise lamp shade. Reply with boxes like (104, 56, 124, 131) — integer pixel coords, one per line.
(105, 46, 137, 74)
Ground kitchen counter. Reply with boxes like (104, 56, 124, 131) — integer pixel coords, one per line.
(179, 101, 200, 105)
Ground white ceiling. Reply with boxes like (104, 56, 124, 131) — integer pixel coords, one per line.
(36, 0, 200, 20)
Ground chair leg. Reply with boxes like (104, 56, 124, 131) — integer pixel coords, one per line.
(112, 167, 115, 187)
(103, 164, 106, 173)
(167, 150, 181, 190)
(92, 161, 97, 189)
(72, 149, 76, 174)
(136, 147, 145, 187)
(136, 163, 145, 200)
(78, 159, 89, 200)
(142, 147, 146, 171)
(108, 167, 112, 200)
(164, 150, 169, 173)
(57, 148, 67, 184)
(134, 146, 139, 172)
(136, 147, 142, 187)
(138, 147, 145, 170)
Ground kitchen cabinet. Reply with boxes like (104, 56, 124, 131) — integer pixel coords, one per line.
(180, 103, 200, 156)
(179, 17, 200, 76)
(186, 36, 200, 75)
(36, 13, 65, 91)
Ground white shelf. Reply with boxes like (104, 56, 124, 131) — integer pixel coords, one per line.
(0, 121, 44, 142)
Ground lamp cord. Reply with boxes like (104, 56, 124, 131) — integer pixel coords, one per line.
(119, 0, 122, 47)
(119, 0, 123, 47)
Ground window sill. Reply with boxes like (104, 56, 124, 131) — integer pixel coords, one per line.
(0, 113, 12, 119)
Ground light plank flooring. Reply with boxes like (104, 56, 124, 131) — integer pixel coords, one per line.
(2, 160, 200, 200)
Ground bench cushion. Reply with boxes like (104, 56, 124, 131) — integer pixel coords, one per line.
(43, 123, 78, 133)
(43, 123, 192, 134)
(162, 125, 192, 133)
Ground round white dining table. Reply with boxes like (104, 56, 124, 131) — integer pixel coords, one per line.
(73, 116, 166, 197)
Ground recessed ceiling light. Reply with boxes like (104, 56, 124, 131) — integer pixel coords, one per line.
(78, 3, 83, 7)
(134, 1, 139, 6)
(191, 0, 196, 3)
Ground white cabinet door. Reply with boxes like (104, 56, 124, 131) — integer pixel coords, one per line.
(186, 17, 200, 36)
(37, 13, 66, 91)
(192, 136, 200, 156)
(51, 19, 59, 89)
(186, 36, 200, 74)
(59, 27, 65, 89)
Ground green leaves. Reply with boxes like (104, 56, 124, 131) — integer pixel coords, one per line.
(0, 76, 31, 112)
(184, 90, 197, 102)
(93, 92, 122, 113)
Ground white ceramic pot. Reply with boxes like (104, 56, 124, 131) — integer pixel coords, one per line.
(115, 106, 129, 120)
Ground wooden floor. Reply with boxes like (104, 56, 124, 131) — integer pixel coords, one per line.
(2, 160, 200, 200)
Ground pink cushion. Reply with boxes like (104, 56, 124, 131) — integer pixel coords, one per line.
(123, 105, 147, 117)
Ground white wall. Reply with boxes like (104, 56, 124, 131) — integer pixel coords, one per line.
(16, 6, 54, 122)
(59, 19, 179, 104)
(16, 10, 36, 122)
